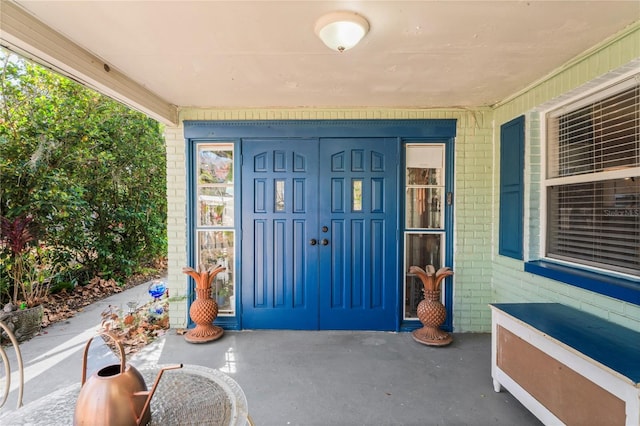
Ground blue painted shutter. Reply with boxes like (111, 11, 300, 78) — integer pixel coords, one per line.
(499, 116, 525, 260)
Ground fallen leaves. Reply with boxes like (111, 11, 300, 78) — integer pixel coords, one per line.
(40, 277, 123, 327)
(39, 269, 166, 329)
(100, 299, 169, 355)
(31, 268, 168, 354)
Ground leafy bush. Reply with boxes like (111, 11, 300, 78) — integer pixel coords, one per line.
(0, 48, 167, 302)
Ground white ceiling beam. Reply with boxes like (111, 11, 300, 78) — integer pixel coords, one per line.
(0, 1, 178, 125)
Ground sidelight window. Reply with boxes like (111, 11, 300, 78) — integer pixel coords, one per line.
(196, 144, 236, 315)
(403, 144, 446, 320)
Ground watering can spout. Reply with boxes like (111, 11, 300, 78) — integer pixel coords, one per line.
(135, 363, 183, 426)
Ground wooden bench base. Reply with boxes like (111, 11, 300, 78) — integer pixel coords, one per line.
(490, 303, 640, 426)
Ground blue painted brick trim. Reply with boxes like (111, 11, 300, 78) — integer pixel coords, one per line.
(524, 260, 640, 305)
(213, 316, 240, 330)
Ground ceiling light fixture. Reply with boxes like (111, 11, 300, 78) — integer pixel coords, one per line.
(314, 11, 369, 53)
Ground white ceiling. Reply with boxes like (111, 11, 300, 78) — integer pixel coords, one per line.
(9, 1, 640, 111)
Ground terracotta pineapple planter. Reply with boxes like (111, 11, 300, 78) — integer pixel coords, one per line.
(182, 265, 226, 343)
(409, 265, 454, 346)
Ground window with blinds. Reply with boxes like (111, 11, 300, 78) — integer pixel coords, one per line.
(545, 75, 640, 276)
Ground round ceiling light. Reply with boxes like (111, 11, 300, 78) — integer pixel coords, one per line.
(314, 11, 370, 52)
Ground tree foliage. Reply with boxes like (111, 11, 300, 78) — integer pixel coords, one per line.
(0, 48, 167, 299)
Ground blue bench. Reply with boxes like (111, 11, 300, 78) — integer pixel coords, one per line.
(490, 303, 640, 426)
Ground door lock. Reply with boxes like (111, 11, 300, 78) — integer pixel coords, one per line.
(321, 239, 329, 246)
(322, 226, 329, 233)
(310, 239, 318, 246)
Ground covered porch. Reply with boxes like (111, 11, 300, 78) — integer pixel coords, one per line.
(1, 1, 639, 424)
(0, 279, 541, 425)
(2, 0, 638, 334)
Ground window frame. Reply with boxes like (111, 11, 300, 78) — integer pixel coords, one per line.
(526, 72, 640, 303)
(402, 142, 449, 322)
(193, 142, 237, 317)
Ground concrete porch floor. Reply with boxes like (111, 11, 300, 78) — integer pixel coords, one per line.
(1, 281, 542, 425)
(140, 330, 542, 425)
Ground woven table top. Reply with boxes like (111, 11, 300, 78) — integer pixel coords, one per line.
(1, 364, 249, 426)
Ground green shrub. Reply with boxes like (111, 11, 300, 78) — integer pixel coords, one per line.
(0, 48, 167, 299)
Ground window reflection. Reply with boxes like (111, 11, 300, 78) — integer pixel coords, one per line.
(405, 145, 444, 230)
(196, 144, 235, 316)
(198, 230, 234, 314)
(198, 146, 234, 227)
(275, 180, 285, 211)
(199, 150, 233, 184)
(352, 179, 363, 211)
(406, 188, 441, 228)
(404, 143, 446, 320)
(404, 233, 442, 318)
(220, 347, 237, 374)
(199, 187, 234, 226)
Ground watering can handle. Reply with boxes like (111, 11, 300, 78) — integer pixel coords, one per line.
(80, 331, 126, 385)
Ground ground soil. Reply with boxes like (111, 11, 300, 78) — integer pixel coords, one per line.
(40, 266, 168, 329)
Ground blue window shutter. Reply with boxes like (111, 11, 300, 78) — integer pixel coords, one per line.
(499, 116, 525, 260)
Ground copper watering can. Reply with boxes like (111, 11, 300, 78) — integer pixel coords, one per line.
(74, 331, 182, 426)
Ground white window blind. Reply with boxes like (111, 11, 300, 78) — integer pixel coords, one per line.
(546, 76, 640, 276)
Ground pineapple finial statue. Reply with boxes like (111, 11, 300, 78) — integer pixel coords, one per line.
(182, 264, 226, 343)
(409, 265, 454, 346)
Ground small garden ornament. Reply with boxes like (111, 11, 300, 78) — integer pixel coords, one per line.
(409, 265, 454, 346)
(182, 265, 226, 343)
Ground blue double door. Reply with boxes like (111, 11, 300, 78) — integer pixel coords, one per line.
(241, 138, 399, 330)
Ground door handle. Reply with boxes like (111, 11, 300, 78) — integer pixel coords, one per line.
(310, 239, 318, 246)
(321, 239, 329, 246)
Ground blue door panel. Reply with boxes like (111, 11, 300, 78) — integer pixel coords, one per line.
(352, 150, 365, 170)
(351, 219, 364, 309)
(330, 219, 345, 307)
(254, 152, 267, 171)
(273, 219, 286, 306)
(371, 219, 384, 308)
(371, 178, 384, 212)
(254, 180, 266, 212)
(241, 139, 319, 329)
(331, 151, 346, 171)
(273, 151, 286, 171)
(292, 219, 306, 307)
(254, 220, 266, 307)
(242, 137, 399, 330)
(331, 179, 344, 212)
(371, 151, 385, 171)
(293, 179, 305, 212)
(319, 138, 398, 331)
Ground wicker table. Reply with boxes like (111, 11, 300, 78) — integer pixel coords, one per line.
(0, 364, 249, 426)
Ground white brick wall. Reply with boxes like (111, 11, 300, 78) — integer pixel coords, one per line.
(164, 124, 189, 329)
(451, 110, 494, 332)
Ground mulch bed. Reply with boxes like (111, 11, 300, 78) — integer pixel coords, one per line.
(40, 267, 167, 328)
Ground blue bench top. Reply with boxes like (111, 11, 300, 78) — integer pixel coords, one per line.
(491, 303, 640, 384)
